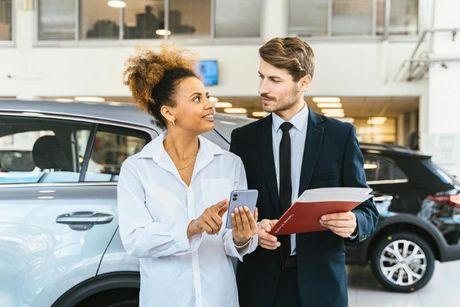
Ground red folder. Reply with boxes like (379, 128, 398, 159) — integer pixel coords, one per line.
(269, 187, 372, 235)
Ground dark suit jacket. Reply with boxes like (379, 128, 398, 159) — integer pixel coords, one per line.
(230, 109, 379, 307)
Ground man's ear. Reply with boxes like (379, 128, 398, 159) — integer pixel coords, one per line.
(298, 74, 312, 92)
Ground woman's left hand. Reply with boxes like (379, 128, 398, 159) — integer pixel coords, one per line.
(231, 206, 258, 246)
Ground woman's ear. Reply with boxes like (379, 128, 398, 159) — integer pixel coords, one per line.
(160, 105, 176, 127)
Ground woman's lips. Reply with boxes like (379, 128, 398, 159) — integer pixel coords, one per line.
(203, 114, 214, 121)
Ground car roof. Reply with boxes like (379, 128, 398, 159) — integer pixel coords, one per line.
(0, 99, 254, 140)
(360, 142, 430, 158)
(0, 99, 431, 157)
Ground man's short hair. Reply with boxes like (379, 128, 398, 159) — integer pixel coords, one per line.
(259, 37, 315, 81)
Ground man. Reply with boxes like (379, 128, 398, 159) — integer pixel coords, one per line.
(230, 37, 379, 307)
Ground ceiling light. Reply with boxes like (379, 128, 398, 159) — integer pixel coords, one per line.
(54, 98, 74, 102)
(224, 108, 247, 114)
(317, 102, 342, 109)
(321, 108, 345, 115)
(252, 111, 269, 117)
(325, 113, 345, 118)
(215, 102, 233, 108)
(74, 96, 105, 102)
(312, 97, 341, 103)
(107, 1, 126, 8)
(156, 29, 172, 36)
(339, 117, 354, 123)
(367, 117, 387, 125)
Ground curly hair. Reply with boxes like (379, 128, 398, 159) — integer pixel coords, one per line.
(123, 45, 198, 128)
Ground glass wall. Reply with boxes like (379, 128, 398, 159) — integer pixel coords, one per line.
(38, 0, 76, 40)
(289, 0, 419, 37)
(0, 0, 12, 40)
(215, 0, 261, 38)
(376, 0, 419, 35)
(80, 0, 120, 39)
(123, 0, 164, 39)
(331, 0, 373, 36)
(37, 0, 261, 42)
(169, 0, 210, 38)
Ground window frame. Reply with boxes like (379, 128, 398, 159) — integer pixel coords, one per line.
(0, 0, 15, 46)
(0, 111, 157, 188)
(364, 153, 409, 185)
(82, 122, 152, 183)
(34, 0, 263, 46)
(288, 0, 422, 42)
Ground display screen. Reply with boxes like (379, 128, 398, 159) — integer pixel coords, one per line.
(197, 60, 218, 86)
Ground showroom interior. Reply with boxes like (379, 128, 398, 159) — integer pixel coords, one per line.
(1, 1, 460, 307)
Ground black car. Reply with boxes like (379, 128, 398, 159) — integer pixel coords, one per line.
(346, 143, 460, 292)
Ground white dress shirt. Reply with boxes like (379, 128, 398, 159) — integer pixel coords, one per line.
(272, 104, 309, 255)
(117, 133, 258, 307)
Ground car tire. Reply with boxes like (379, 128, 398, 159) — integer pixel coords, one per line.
(370, 231, 435, 292)
(107, 299, 139, 307)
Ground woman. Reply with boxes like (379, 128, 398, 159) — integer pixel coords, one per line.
(117, 46, 258, 307)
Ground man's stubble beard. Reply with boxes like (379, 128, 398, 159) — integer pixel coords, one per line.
(261, 88, 300, 114)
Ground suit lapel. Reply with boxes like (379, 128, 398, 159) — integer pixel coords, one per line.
(256, 115, 281, 217)
(298, 109, 325, 196)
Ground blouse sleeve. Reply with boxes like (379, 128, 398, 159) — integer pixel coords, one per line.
(222, 157, 258, 261)
(117, 160, 203, 258)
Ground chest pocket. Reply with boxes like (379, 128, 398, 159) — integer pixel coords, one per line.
(200, 178, 233, 210)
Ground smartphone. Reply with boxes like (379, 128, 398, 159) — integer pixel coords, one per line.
(226, 189, 258, 229)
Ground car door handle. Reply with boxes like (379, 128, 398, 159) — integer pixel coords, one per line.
(56, 211, 114, 231)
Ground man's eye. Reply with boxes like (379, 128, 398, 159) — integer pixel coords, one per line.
(193, 96, 200, 102)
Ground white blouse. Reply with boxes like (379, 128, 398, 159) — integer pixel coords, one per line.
(117, 133, 258, 307)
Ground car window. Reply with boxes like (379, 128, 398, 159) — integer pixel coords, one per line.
(83, 124, 151, 182)
(0, 115, 93, 184)
(364, 154, 408, 184)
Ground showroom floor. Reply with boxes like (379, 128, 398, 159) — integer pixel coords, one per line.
(348, 261, 458, 307)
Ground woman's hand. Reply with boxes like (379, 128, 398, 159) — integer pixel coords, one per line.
(231, 206, 258, 246)
(187, 200, 228, 238)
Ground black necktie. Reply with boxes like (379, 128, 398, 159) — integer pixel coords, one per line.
(279, 122, 293, 259)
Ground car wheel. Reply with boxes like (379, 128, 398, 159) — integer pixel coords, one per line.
(107, 299, 139, 307)
(370, 231, 435, 292)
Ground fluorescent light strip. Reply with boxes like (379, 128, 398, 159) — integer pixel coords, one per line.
(107, 0, 126, 8)
(313, 97, 341, 103)
(317, 102, 342, 109)
(224, 108, 247, 114)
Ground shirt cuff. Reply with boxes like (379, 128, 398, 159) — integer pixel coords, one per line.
(173, 219, 203, 255)
(224, 230, 258, 261)
(348, 225, 359, 240)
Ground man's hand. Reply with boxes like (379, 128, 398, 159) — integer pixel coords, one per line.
(257, 219, 281, 250)
(319, 211, 357, 238)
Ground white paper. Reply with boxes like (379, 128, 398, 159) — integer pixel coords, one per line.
(297, 187, 372, 203)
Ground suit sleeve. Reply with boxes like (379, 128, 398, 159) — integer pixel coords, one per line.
(229, 127, 241, 157)
(342, 125, 379, 243)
